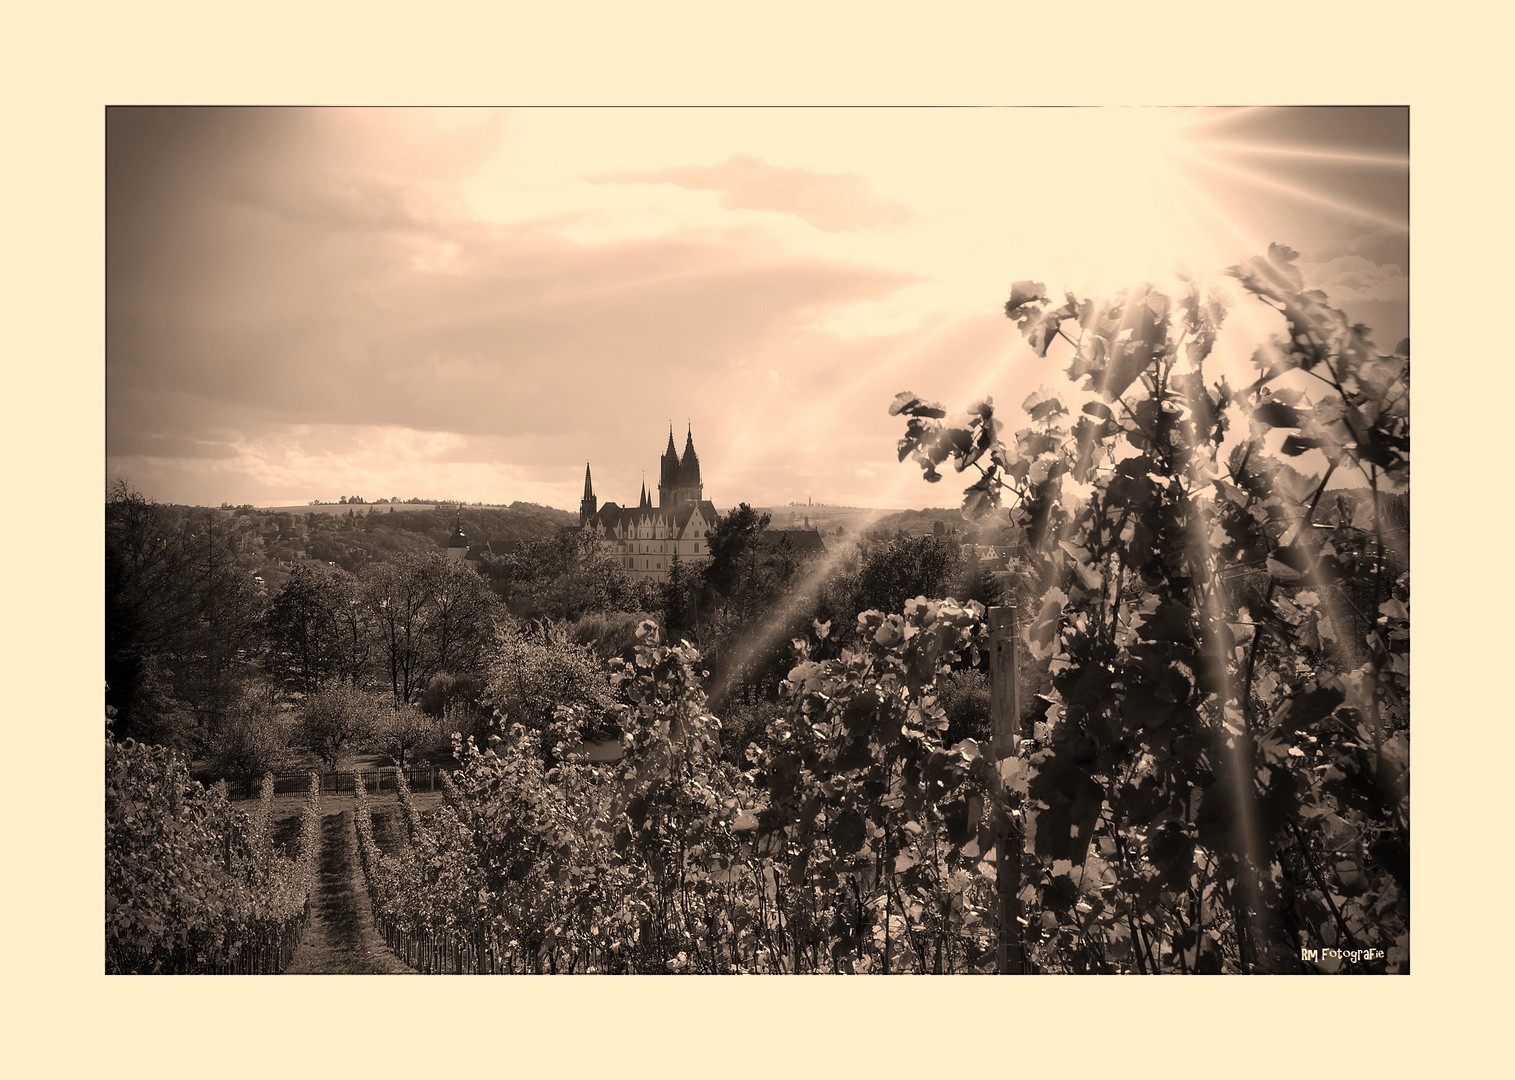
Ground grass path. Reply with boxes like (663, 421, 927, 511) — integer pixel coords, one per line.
(284, 809, 414, 975)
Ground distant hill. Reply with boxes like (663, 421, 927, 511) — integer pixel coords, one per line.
(258, 501, 567, 516)
(747, 505, 902, 538)
(749, 504, 1006, 542)
(171, 501, 578, 593)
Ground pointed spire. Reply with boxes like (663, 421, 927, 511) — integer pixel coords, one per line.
(680, 422, 702, 486)
(580, 462, 598, 525)
(660, 422, 681, 491)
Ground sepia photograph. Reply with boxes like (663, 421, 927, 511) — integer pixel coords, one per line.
(105, 105, 1409, 976)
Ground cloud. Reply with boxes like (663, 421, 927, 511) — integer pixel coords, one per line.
(590, 154, 912, 233)
(106, 111, 927, 507)
(1302, 253, 1407, 304)
(1310, 225, 1407, 272)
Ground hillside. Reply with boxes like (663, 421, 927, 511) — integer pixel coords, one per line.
(750, 504, 1012, 544)
(176, 501, 579, 593)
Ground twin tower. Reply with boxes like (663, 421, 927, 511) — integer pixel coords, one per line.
(580, 424, 704, 523)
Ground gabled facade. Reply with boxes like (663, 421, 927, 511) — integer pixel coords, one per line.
(580, 425, 717, 583)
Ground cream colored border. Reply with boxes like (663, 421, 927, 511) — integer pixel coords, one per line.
(7, 1, 1497, 1075)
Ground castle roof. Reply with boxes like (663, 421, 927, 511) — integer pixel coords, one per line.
(586, 499, 716, 537)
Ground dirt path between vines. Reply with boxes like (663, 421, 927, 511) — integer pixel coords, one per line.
(284, 810, 414, 975)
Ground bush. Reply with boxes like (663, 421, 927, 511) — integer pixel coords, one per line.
(936, 668, 992, 747)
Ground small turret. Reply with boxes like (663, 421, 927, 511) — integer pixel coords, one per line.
(446, 516, 468, 562)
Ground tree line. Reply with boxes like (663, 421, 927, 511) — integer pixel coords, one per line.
(106, 479, 1004, 789)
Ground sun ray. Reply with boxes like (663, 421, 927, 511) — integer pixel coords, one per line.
(1174, 148, 1409, 230)
(1184, 141, 1408, 168)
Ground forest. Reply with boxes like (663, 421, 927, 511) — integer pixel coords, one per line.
(106, 245, 1408, 974)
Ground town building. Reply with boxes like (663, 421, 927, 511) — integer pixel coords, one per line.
(580, 425, 718, 583)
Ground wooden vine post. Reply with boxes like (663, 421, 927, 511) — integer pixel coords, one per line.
(988, 605, 1026, 974)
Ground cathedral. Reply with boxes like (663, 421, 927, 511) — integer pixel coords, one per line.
(580, 425, 718, 583)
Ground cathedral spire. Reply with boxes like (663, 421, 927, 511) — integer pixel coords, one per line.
(659, 423, 681, 504)
(580, 461, 598, 525)
(680, 423, 702, 488)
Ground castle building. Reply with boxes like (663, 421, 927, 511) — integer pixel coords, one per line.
(580, 425, 718, 583)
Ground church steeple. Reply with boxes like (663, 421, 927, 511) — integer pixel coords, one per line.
(680, 422, 702, 487)
(639, 474, 651, 510)
(658, 423, 681, 508)
(580, 462, 598, 525)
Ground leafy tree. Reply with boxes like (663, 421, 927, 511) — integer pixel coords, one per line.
(426, 556, 501, 679)
(372, 701, 443, 767)
(485, 531, 652, 621)
(107, 483, 266, 739)
(205, 684, 294, 792)
(702, 503, 772, 612)
(485, 622, 618, 743)
(855, 534, 957, 614)
(299, 682, 385, 770)
(264, 561, 362, 695)
(419, 671, 491, 745)
(363, 552, 444, 704)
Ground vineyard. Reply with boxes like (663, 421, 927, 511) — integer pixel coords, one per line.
(105, 248, 1408, 974)
(105, 741, 322, 974)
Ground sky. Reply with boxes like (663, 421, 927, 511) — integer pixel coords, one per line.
(106, 106, 1408, 511)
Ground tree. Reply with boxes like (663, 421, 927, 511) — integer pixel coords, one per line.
(372, 701, 442, 767)
(363, 552, 443, 704)
(485, 622, 618, 743)
(426, 557, 500, 679)
(107, 480, 194, 741)
(486, 531, 649, 621)
(300, 683, 384, 770)
(854, 534, 957, 614)
(205, 683, 293, 791)
(703, 503, 771, 609)
(265, 561, 361, 695)
(107, 483, 266, 740)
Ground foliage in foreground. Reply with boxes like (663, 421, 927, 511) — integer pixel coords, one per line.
(105, 735, 320, 974)
(892, 245, 1408, 972)
(354, 613, 1005, 973)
